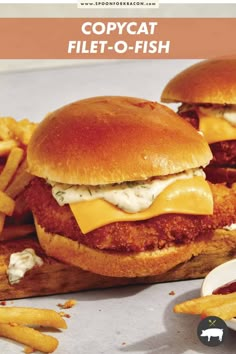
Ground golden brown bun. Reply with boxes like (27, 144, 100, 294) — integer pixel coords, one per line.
(34, 218, 236, 278)
(27, 96, 212, 185)
(161, 59, 236, 104)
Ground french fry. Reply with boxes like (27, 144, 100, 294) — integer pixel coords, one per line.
(0, 323, 58, 353)
(0, 140, 18, 156)
(0, 191, 15, 216)
(0, 165, 5, 174)
(0, 147, 24, 191)
(0, 117, 37, 146)
(0, 212, 5, 234)
(202, 300, 236, 320)
(5, 160, 33, 199)
(174, 292, 236, 314)
(12, 156, 27, 176)
(0, 307, 67, 329)
(0, 225, 35, 241)
(0, 117, 37, 242)
(13, 119, 37, 145)
(0, 117, 17, 140)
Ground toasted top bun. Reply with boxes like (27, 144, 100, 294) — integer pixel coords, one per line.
(27, 96, 212, 185)
(161, 59, 236, 104)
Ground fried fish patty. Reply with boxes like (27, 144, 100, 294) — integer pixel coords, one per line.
(204, 166, 236, 185)
(26, 178, 236, 252)
(178, 109, 236, 185)
(209, 140, 236, 167)
(178, 108, 199, 129)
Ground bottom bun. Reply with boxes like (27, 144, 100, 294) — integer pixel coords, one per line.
(34, 218, 236, 278)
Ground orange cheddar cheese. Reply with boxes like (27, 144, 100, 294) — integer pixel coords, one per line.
(70, 177, 213, 234)
(199, 116, 236, 144)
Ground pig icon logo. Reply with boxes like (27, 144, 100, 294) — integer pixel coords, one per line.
(197, 316, 228, 347)
(200, 328, 223, 342)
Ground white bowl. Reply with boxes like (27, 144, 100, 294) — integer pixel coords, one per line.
(201, 258, 236, 330)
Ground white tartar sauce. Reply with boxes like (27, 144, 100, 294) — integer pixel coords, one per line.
(49, 168, 205, 213)
(223, 223, 236, 231)
(7, 248, 43, 285)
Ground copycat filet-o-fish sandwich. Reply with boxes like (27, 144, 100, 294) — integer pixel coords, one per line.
(26, 96, 236, 277)
(161, 59, 236, 185)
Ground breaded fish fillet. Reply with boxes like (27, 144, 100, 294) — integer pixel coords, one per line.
(26, 178, 236, 252)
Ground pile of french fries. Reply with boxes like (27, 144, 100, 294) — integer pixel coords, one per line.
(0, 117, 70, 353)
(0, 306, 67, 353)
(174, 292, 236, 320)
(0, 117, 37, 241)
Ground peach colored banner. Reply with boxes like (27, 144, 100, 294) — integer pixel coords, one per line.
(0, 18, 236, 59)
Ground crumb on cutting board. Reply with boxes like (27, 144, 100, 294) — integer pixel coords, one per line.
(169, 291, 175, 296)
(57, 299, 77, 309)
(59, 311, 71, 318)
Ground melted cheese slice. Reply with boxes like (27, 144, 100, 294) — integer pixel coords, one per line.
(70, 177, 213, 234)
(199, 115, 236, 144)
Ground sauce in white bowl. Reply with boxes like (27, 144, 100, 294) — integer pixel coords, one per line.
(201, 258, 236, 330)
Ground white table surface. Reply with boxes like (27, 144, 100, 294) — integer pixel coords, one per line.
(0, 59, 235, 354)
(0, 59, 198, 120)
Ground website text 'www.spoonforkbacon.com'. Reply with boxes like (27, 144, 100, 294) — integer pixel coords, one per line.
(77, 0, 159, 8)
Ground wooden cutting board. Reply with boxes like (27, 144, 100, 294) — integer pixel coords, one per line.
(0, 230, 236, 300)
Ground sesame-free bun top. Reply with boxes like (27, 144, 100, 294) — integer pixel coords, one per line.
(161, 59, 236, 104)
(27, 96, 212, 185)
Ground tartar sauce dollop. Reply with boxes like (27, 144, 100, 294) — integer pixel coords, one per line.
(7, 248, 43, 285)
(223, 223, 236, 231)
